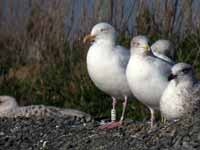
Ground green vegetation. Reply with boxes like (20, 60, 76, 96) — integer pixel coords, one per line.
(0, 43, 148, 120)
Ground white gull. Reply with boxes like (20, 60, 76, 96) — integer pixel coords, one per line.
(83, 22, 132, 129)
(160, 63, 200, 120)
(151, 39, 175, 63)
(126, 35, 173, 128)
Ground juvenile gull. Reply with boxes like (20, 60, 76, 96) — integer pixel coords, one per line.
(84, 22, 132, 129)
(126, 35, 173, 128)
(0, 96, 92, 122)
(151, 39, 175, 63)
(160, 63, 200, 120)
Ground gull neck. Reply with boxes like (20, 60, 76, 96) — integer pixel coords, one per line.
(94, 38, 115, 47)
(130, 47, 153, 57)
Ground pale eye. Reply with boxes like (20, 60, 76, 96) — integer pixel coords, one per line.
(100, 28, 108, 32)
(100, 28, 105, 32)
(133, 42, 139, 46)
(135, 42, 140, 46)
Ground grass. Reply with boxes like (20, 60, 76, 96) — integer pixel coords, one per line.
(0, 44, 149, 120)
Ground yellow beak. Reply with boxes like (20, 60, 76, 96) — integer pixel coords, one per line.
(142, 44, 150, 51)
(83, 34, 96, 43)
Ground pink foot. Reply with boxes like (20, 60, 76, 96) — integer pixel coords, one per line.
(98, 121, 123, 129)
(107, 121, 122, 129)
(98, 122, 113, 130)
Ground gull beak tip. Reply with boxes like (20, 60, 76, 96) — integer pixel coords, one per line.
(144, 44, 150, 51)
(83, 34, 95, 44)
(83, 36, 88, 44)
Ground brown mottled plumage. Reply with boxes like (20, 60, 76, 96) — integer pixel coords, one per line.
(0, 96, 92, 122)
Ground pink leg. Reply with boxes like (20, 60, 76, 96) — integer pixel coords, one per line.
(107, 96, 128, 129)
(120, 96, 128, 122)
(98, 97, 117, 129)
(149, 107, 155, 128)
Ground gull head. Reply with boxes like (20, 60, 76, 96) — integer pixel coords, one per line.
(83, 22, 116, 44)
(130, 35, 150, 55)
(151, 39, 174, 58)
(168, 63, 194, 82)
(0, 96, 18, 113)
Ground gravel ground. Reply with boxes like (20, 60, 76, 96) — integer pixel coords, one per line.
(0, 113, 200, 150)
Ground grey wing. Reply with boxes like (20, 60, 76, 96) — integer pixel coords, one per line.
(156, 59, 173, 76)
(151, 40, 175, 59)
(115, 45, 130, 69)
(148, 55, 173, 77)
(153, 52, 175, 65)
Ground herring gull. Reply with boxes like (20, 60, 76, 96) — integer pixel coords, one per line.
(83, 22, 132, 129)
(160, 63, 200, 120)
(151, 39, 175, 63)
(0, 96, 92, 122)
(126, 35, 173, 128)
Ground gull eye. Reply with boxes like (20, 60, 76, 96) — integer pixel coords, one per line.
(100, 28, 105, 32)
(135, 42, 140, 46)
(133, 42, 139, 47)
(100, 28, 109, 32)
(182, 68, 191, 74)
(132, 42, 137, 47)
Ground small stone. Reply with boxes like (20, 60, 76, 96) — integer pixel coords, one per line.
(0, 131, 5, 136)
(197, 133, 200, 141)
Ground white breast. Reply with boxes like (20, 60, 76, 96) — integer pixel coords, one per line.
(87, 43, 131, 98)
(160, 81, 193, 120)
(126, 55, 169, 109)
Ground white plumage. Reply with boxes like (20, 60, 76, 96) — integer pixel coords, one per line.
(84, 22, 132, 128)
(160, 63, 200, 120)
(151, 39, 175, 63)
(87, 44, 131, 98)
(126, 35, 173, 127)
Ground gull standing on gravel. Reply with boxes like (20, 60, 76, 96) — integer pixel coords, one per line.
(160, 63, 200, 120)
(151, 39, 175, 63)
(0, 96, 92, 122)
(126, 35, 173, 128)
(83, 22, 132, 129)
